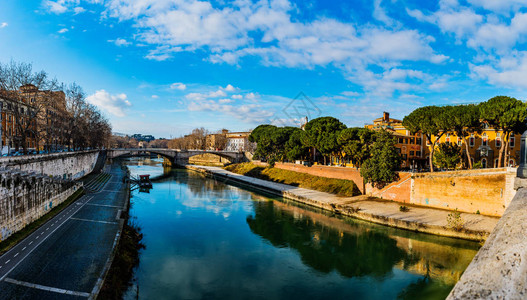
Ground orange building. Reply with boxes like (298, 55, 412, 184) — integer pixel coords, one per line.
(366, 112, 427, 169)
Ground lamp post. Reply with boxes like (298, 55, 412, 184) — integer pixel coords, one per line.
(517, 130, 527, 178)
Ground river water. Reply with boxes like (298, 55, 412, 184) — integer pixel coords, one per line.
(123, 158, 479, 300)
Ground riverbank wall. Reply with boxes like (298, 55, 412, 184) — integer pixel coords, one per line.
(0, 168, 82, 241)
(0, 150, 100, 180)
(447, 185, 527, 299)
(263, 162, 515, 217)
(186, 165, 498, 241)
(0, 151, 101, 242)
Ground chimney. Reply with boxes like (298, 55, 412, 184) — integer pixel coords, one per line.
(383, 111, 390, 122)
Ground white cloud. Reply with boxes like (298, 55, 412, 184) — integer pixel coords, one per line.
(245, 92, 257, 100)
(58, 28, 68, 34)
(0, 22, 8, 29)
(231, 94, 243, 100)
(74, 6, 86, 14)
(75, 0, 445, 96)
(470, 51, 527, 89)
(467, 0, 525, 13)
(218, 98, 233, 104)
(373, 0, 397, 26)
(224, 84, 236, 92)
(151, 95, 159, 99)
(407, 6, 482, 41)
(109, 38, 131, 47)
(187, 99, 273, 123)
(170, 82, 187, 90)
(86, 89, 132, 117)
(341, 91, 360, 97)
(44, 0, 69, 14)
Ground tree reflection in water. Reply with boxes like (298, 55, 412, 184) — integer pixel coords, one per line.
(246, 200, 478, 299)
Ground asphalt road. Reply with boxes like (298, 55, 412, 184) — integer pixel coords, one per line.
(0, 163, 128, 299)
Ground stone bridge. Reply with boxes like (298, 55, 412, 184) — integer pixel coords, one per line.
(106, 148, 247, 165)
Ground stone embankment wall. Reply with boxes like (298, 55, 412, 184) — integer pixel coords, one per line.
(0, 150, 99, 179)
(447, 187, 527, 299)
(0, 168, 82, 241)
(0, 150, 102, 242)
(370, 168, 516, 216)
(268, 162, 515, 217)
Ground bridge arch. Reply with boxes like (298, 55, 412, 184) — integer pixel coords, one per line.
(186, 152, 234, 165)
(107, 149, 176, 163)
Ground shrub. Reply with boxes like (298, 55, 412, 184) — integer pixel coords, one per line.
(399, 205, 410, 212)
(446, 209, 464, 231)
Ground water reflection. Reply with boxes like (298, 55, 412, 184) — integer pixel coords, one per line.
(123, 159, 479, 300)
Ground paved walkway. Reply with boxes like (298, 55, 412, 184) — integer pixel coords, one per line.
(188, 165, 499, 241)
(0, 163, 128, 300)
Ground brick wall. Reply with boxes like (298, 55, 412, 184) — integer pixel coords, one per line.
(270, 162, 515, 217)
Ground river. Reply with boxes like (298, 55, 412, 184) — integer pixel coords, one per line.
(122, 157, 479, 300)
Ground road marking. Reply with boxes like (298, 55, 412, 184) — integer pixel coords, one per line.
(46, 227, 49, 230)
(29, 241, 33, 246)
(86, 203, 121, 208)
(70, 218, 118, 225)
(5, 260, 10, 264)
(0, 196, 93, 282)
(13, 253, 18, 258)
(22, 247, 26, 251)
(36, 236, 39, 239)
(4, 278, 91, 298)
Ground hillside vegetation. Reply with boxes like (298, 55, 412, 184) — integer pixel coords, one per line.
(224, 163, 361, 197)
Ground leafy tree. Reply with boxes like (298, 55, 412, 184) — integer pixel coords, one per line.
(448, 104, 481, 169)
(479, 96, 527, 167)
(249, 125, 298, 166)
(360, 130, 401, 188)
(433, 142, 462, 170)
(403, 106, 452, 172)
(304, 117, 347, 165)
(337, 127, 374, 168)
(285, 129, 310, 161)
(249, 124, 276, 162)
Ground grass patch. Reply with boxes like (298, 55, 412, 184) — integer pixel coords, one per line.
(0, 187, 85, 255)
(98, 217, 145, 300)
(225, 163, 361, 197)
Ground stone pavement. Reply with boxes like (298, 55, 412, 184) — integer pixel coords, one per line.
(188, 165, 499, 241)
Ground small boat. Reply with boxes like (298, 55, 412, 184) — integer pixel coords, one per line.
(138, 174, 153, 188)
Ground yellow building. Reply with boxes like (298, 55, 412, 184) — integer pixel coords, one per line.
(365, 112, 520, 169)
(431, 125, 521, 168)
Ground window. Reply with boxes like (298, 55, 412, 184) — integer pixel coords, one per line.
(510, 136, 515, 148)
(445, 133, 450, 143)
(482, 133, 488, 146)
(509, 159, 516, 167)
(410, 137, 415, 144)
(398, 138, 404, 144)
(457, 138, 462, 147)
(469, 134, 475, 147)
(416, 138, 422, 145)
(416, 151, 421, 157)
(410, 151, 415, 156)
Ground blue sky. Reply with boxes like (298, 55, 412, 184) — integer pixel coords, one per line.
(0, 0, 526, 138)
